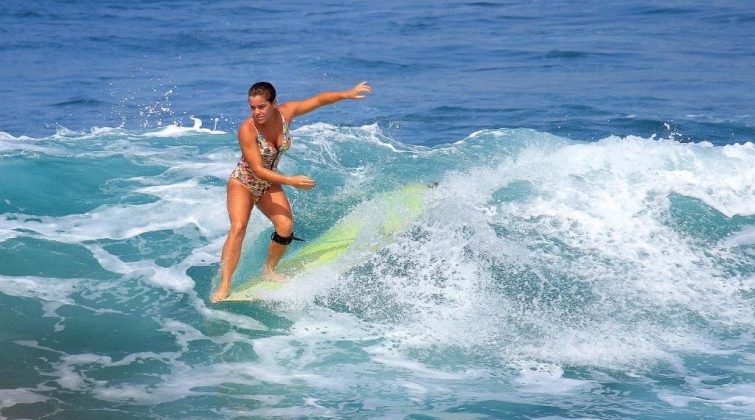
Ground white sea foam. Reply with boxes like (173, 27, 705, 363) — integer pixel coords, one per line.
(51, 125, 127, 141)
(288, 131, 755, 374)
(657, 382, 755, 415)
(722, 225, 755, 247)
(0, 130, 34, 141)
(0, 130, 59, 154)
(142, 117, 225, 137)
(191, 131, 755, 377)
(0, 275, 81, 303)
(2, 126, 753, 416)
(0, 388, 49, 410)
(512, 361, 592, 395)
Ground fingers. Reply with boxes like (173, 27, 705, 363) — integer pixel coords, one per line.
(293, 175, 316, 190)
(351, 81, 373, 99)
(358, 82, 372, 93)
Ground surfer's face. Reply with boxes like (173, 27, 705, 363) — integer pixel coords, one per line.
(249, 95, 275, 124)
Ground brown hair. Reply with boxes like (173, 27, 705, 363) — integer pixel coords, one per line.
(248, 82, 276, 103)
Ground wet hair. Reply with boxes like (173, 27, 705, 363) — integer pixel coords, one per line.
(248, 82, 276, 103)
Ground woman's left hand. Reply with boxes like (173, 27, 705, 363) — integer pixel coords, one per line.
(345, 81, 373, 99)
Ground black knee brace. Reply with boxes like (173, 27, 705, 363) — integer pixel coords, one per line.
(271, 231, 304, 245)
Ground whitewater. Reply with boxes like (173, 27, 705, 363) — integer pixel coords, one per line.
(1, 122, 753, 417)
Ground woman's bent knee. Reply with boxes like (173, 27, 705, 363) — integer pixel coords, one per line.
(273, 219, 293, 236)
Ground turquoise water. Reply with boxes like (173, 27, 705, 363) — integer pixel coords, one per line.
(2, 126, 753, 417)
(1, 0, 755, 418)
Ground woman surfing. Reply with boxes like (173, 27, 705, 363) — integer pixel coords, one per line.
(211, 81, 372, 302)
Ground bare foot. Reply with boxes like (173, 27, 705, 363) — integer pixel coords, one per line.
(211, 286, 230, 303)
(263, 269, 287, 283)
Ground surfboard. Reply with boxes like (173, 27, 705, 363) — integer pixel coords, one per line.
(221, 183, 431, 302)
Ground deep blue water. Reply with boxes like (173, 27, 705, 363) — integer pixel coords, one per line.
(2, 0, 754, 145)
(1, 1, 754, 418)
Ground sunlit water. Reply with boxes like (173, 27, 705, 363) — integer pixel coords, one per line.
(1, 0, 754, 418)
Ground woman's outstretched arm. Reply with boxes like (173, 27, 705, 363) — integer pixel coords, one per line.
(284, 82, 372, 119)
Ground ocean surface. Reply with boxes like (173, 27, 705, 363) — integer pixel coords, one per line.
(1, 0, 754, 418)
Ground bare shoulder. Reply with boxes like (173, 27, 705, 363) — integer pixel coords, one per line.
(238, 118, 256, 141)
(277, 102, 296, 122)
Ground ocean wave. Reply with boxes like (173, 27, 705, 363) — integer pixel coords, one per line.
(3, 126, 754, 357)
(2, 124, 754, 418)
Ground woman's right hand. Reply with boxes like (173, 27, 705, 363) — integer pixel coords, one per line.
(288, 175, 316, 190)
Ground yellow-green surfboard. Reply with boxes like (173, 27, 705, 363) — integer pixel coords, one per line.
(221, 183, 431, 302)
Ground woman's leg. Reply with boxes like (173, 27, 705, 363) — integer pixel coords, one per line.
(211, 179, 255, 302)
(255, 184, 293, 280)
